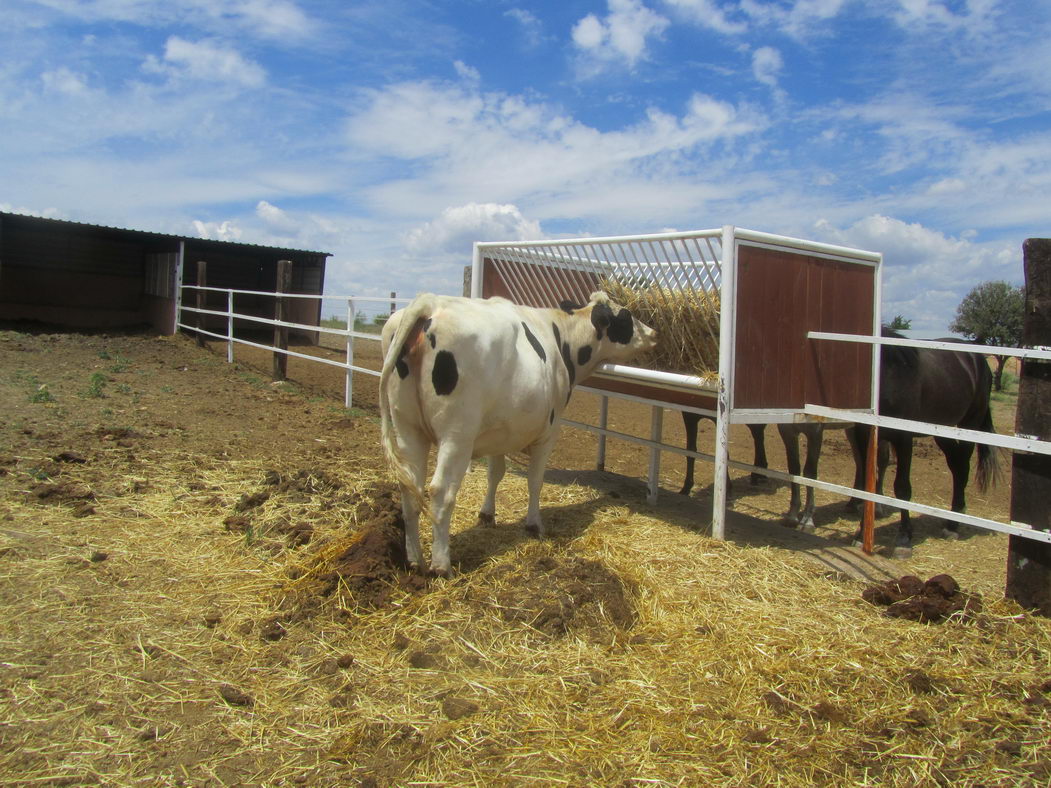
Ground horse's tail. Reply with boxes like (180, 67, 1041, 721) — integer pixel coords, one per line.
(974, 405, 1003, 493)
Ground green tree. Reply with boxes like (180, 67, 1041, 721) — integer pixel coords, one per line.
(887, 314, 912, 330)
(949, 280, 1024, 391)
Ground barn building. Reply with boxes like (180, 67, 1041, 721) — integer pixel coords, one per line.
(0, 211, 330, 338)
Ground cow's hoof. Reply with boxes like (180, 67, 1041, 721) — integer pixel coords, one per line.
(477, 511, 496, 527)
(892, 546, 913, 560)
(427, 565, 452, 579)
(523, 522, 543, 538)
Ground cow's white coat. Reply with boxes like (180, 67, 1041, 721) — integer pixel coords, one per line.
(379, 292, 656, 574)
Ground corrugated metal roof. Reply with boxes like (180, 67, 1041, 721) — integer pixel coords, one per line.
(0, 210, 331, 257)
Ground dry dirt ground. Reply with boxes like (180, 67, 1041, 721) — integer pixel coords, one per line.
(1, 326, 1049, 787)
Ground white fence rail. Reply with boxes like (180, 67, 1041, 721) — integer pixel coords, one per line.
(176, 283, 1050, 548)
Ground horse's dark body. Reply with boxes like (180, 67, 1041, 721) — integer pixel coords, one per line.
(850, 330, 999, 554)
(679, 414, 767, 495)
(678, 329, 998, 554)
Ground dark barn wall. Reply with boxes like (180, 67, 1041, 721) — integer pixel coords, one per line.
(0, 214, 328, 338)
(0, 220, 167, 329)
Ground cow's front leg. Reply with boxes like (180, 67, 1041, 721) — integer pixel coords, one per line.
(524, 437, 557, 537)
(478, 454, 505, 526)
(428, 442, 474, 576)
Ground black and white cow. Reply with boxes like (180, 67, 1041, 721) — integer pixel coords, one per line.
(379, 291, 657, 575)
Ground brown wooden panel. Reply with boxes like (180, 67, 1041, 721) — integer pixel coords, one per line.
(481, 258, 600, 308)
(734, 245, 874, 410)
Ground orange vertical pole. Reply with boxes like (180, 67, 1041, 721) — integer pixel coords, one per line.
(862, 424, 877, 554)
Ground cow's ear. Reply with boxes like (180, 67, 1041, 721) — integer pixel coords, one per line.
(559, 299, 584, 314)
(591, 301, 613, 340)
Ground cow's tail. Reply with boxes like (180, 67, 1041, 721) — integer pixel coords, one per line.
(974, 405, 1003, 493)
(378, 294, 435, 518)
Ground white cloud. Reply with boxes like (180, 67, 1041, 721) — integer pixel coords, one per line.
(344, 79, 759, 224)
(505, 8, 545, 48)
(812, 214, 1020, 330)
(255, 199, 298, 232)
(662, 0, 747, 34)
(572, 0, 670, 69)
(41, 66, 89, 95)
(142, 36, 266, 87)
(751, 46, 783, 87)
(193, 218, 243, 241)
(406, 203, 542, 254)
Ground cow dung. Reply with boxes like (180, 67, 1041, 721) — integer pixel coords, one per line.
(862, 573, 982, 623)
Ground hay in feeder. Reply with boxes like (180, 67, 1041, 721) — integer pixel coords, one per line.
(603, 278, 721, 379)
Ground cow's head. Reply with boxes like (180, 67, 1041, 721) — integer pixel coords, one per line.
(587, 291, 657, 361)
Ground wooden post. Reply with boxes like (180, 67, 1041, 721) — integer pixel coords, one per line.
(195, 261, 207, 348)
(1007, 238, 1051, 615)
(273, 260, 292, 381)
(390, 291, 397, 316)
(862, 424, 877, 554)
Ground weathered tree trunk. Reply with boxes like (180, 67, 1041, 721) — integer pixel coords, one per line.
(1006, 238, 1051, 615)
(994, 354, 1007, 392)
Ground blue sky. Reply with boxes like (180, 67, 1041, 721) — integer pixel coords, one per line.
(2, 1, 1049, 329)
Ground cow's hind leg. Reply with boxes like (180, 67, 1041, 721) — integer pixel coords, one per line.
(427, 441, 474, 576)
(524, 436, 558, 537)
(395, 428, 430, 570)
(478, 454, 505, 526)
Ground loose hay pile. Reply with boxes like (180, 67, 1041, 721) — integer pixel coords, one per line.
(2, 328, 1050, 786)
(603, 278, 721, 378)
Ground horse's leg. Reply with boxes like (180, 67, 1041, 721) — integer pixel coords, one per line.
(798, 423, 823, 532)
(748, 423, 768, 484)
(890, 434, 915, 559)
(934, 436, 974, 540)
(847, 425, 891, 517)
(778, 424, 803, 528)
(679, 412, 702, 495)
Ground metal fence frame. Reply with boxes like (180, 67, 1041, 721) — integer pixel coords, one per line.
(176, 257, 1051, 549)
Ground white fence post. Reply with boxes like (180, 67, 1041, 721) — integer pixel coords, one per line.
(345, 298, 355, 409)
(647, 405, 663, 504)
(597, 395, 609, 471)
(226, 290, 234, 363)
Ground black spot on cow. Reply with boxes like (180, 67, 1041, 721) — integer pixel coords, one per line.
(552, 323, 561, 347)
(577, 345, 592, 366)
(422, 318, 432, 332)
(396, 359, 409, 379)
(428, 332, 436, 348)
(522, 322, 546, 362)
(560, 300, 584, 314)
(549, 409, 555, 425)
(432, 350, 458, 396)
(592, 303, 634, 344)
(559, 341, 575, 388)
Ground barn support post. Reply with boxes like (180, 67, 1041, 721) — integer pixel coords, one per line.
(647, 406, 663, 504)
(345, 298, 355, 409)
(195, 261, 207, 348)
(1006, 238, 1051, 615)
(272, 259, 292, 381)
(596, 396, 609, 471)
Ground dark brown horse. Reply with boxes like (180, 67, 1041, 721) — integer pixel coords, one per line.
(850, 329, 1000, 556)
(679, 413, 767, 495)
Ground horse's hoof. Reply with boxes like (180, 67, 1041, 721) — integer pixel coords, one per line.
(799, 521, 816, 534)
(477, 511, 496, 527)
(678, 486, 692, 496)
(941, 528, 960, 541)
(749, 473, 766, 486)
(892, 546, 913, 560)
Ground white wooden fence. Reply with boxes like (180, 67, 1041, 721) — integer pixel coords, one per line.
(176, 283, 1051, 548)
